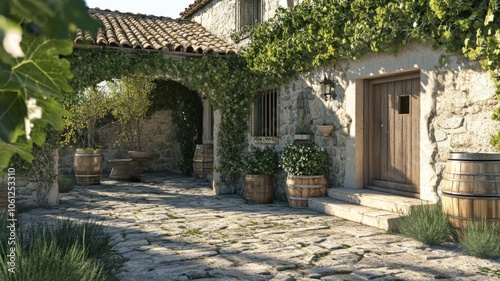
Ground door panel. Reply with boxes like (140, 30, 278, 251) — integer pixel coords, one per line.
(364, 72, 420, 195)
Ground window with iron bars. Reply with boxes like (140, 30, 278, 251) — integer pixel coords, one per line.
(252, 89, 279, 137)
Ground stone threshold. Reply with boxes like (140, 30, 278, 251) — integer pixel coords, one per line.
(308, 188, 435, 231)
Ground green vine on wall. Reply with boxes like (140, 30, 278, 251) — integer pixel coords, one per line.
(244, 0, 499, 78)
(67, 49, 280, 187)
(243, 0, 500, 147)
(149, 80, 203, 176)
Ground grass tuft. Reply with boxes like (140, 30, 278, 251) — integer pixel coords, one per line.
(58, 175, 75, 193)
(0, 216, 123, 281)
(459, 220, 500, 258)
(396, 202, 452, 245)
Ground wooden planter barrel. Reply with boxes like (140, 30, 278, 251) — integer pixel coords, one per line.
(244, 175, 274, 204)
(193, 144, 213, 179)
(74, 149, 103, 185)
(286, 175, 327, 208)
(441, 152, 500, 230)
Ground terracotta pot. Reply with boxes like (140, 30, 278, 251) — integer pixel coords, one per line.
(317, 125, 334, 136)
(128, 151, 154, 160)
(108, 159, 132, 180)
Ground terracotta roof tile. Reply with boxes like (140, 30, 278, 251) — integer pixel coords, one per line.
(74, 8, 237, 55)
(180, 0, 213, 20)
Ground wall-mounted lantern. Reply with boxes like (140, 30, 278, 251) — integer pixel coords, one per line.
(320, 75, 336, 101)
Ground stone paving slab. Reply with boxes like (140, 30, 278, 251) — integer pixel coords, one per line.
(18, 172, 500, 281)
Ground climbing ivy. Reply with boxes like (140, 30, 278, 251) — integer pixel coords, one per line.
(149, 80, 203, 176)
(65, 0, 500, 185)
(67, 49, 280, 187)
(243, 0, 500, 147)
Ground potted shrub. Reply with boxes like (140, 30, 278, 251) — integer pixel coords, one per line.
(63, 85, 110, 185)
(108, 75, 155, 161)
(241, 146, 279, 204)
(280, 142, 328, 207)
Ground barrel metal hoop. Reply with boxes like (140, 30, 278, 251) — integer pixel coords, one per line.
(447, 214, 499, 222)
(288, 197, 308, 201)
(442, 177, 500, 183)
(441, 191, 500, 198)
(443, 171, 500, 176)
(290, 184, 325, 188)
(449, 153, 500, 161)
(75, 154, 102, 157)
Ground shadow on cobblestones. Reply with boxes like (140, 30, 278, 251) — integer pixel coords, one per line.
(17, 172, 500, 281)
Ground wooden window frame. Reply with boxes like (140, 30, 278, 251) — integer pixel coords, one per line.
(236, 0, 262, 31)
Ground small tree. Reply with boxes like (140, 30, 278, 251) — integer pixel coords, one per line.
(62, 85, 111, 148)
(108, 76, 155, 151)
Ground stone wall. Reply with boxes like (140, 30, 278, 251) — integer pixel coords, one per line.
(190, 2, 500, 202)
(59, 110, 179, 175)
(344, 42, 499, 201)
(432, 62, 499, 185)
(245, 43, 499, 202)
(251, 75, 351, 201)
(189, 0, 236, 42)
(189, 0, 292, 44)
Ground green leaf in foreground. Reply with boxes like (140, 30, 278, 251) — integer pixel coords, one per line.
(0, 92, 26, 143)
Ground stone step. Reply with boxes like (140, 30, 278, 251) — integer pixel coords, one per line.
(308, 197, 401, 231)
(326, 187, 433, 215)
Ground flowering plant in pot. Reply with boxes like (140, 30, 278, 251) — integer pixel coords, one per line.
(280, 142, 328, 207)
(241, 145, 279, 204)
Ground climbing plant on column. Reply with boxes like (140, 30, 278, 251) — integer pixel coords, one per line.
(67, 49, 281, 187)
(167, 55, 281, 186)
(149, 79, 203, 176)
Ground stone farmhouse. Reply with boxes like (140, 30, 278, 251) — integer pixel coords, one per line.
(178, 0, 500, 227)
(69, 1, 499, 229)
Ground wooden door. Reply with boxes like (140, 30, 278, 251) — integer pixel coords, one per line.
(364, 72, 420, 196)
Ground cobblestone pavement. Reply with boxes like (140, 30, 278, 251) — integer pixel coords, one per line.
(19, 173, 500, 281)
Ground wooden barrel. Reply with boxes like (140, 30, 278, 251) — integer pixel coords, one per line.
(74, 149, 103, 185)
(441, 152, 500, 230)
(193, 144, 213, 179)
(286, 175, 327, 208)
(244, 175, 274, 204)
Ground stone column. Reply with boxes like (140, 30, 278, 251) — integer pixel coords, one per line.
(212, 110, 234, 195)
(45, 149, 59, 206)
(202, 99, 214, 144)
